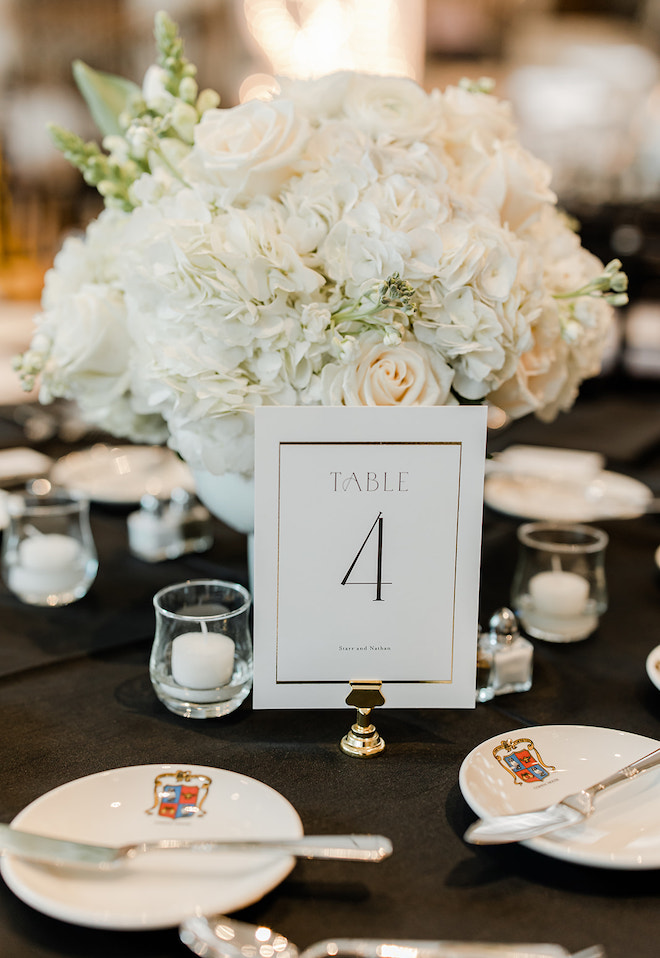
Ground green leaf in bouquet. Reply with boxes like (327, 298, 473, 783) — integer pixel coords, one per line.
(72, 59, 142, 137)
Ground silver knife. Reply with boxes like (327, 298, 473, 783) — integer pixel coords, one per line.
(464, 746, 660, 845)
(0, 826, 392, 869)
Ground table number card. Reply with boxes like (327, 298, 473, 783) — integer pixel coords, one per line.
(253, 406, 487, 710)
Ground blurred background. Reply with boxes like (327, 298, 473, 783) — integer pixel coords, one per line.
(2, 0, 660, 401)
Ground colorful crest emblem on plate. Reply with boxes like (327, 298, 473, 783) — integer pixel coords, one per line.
(493, 737, 556, 785)
(145, 769, 212, 818)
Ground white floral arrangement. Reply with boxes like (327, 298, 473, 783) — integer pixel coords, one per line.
(16, 12, 627, 478)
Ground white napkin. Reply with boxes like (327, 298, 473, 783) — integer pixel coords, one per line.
(489, 445, 605, 483)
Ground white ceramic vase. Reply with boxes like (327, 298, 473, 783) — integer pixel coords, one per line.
(192, 470, 255, 587)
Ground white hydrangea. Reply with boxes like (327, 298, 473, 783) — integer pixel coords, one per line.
(20, 62, 622, 478)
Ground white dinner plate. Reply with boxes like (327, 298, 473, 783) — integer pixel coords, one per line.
(460, 724, 660, 869)
(646, 645, 660, 691)
(0, 764, 302, 929)
(50, 444, 194, 504)
(484, 468, 652, 521)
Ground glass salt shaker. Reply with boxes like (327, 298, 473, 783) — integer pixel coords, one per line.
(168, 488, 213, 556)
(127, 493, 176, 562)
(476, 607, 533, 702)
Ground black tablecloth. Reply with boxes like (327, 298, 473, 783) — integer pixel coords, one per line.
(2, 379, 660, 958)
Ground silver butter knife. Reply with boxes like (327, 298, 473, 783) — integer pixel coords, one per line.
(0, 826, 392, 869)
(465, 746, 660, 845)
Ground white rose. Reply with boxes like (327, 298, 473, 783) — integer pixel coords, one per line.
(487, 290, 611, 422)
(440, 85, 516, 154)
(44, 285, 130, 384)
(320, 332, 454, 406)
(490, 333, 572, 421)
(343, 74, 437, 140)
(187, 99, 310, 198)
(43, 208, 127, 302)
(467, 141, 556, 233)
(278, 73, 353, 120)
(37, 285, 153, 445)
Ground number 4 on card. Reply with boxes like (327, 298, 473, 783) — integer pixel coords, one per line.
(341, 512, 390, 601)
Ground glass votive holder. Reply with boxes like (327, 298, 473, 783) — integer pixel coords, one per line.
(512, 522, 608, 643)
(1, 490, 98, 607)
(149, 579, 252, 719)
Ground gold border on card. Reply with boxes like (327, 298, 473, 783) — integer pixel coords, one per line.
(275, 441, 462, 686)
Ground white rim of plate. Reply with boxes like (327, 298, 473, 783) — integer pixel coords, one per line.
(50, 446, 193, 503)
(484, 469, 651, 522)
(0, 763, 303, 930)
(459, 724, 660, 870)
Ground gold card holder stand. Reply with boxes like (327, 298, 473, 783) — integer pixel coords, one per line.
(340, 681, 385, 757)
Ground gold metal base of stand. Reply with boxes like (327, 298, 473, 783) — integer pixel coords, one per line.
(340, 719, 385, 757)
(340, 680, 385, 758)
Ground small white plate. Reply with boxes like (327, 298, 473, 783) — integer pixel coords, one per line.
(0, 764, 302, 929)
(51, 444, 194, 503)
(0, 447, 53, 487)
(646, 645, 660, 691)
(460, 724, 660, 869)
(484, 468, 652, 521)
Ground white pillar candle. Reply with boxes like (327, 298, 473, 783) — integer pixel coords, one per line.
(520, 568, 596, 641)
(19, 533, 81, 569)
(171, 632, 235, 690)
(529, 570, 589, 616)
(8, 533, 84, 597)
